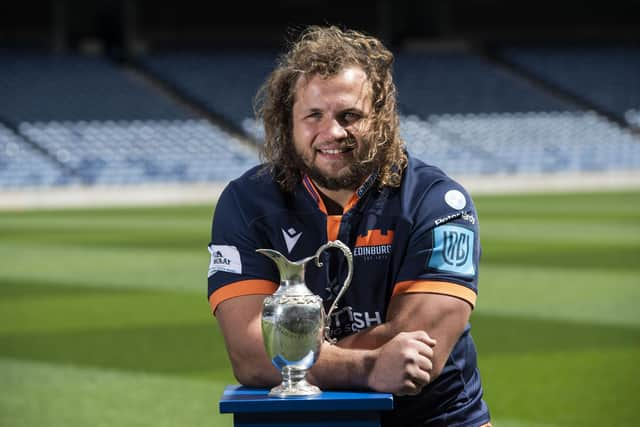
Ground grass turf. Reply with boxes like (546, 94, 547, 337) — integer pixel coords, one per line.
(0, 190, 638, 426)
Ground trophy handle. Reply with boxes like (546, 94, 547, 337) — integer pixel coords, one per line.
(313, 240, 353, 344)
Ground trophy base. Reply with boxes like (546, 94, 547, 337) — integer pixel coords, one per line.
(268, 378, 321, 398)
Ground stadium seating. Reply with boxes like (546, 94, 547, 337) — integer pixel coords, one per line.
(18, 120, 258, 185)
(394, 50, 640, 175)
(1, 45, 639, 190)
(0, 49, 259, 189)
(401, 112, 640, 174)
(137, 49, 277, 141)
(496, 43, 640, 129)
(626, 109, 640, 128)
(394, 51, 578, 116)
(0, 124, 76, 188)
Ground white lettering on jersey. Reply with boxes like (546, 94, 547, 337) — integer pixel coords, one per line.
(329, 306, 383, 334)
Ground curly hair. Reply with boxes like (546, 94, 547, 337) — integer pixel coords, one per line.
(254, 25, 407, 192)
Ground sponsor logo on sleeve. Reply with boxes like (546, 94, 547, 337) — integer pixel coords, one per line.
(207, 245, 242, 277)
(427, 224, 475, 276)
(445, 189, 466, 210)
(434, 211, 476, 226)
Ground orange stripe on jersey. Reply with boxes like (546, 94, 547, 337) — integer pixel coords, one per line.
(393, 280, 477, 308)
(343, 192, 360, 213)
(302, 176, 328, 214)
(302, 175, 362, 216)
(209, 279, 278, 314)
(355, 229, 394, 247)
(327, 215, 342, 241)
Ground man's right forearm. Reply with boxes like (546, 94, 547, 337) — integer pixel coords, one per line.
(306, 341, 378, 390)
(335, 322, 396, 350)
(307, 330, 436, 395)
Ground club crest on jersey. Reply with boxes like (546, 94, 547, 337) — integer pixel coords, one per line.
(353, 229, 394, 260)
(207, 245, 242, 277)
(428, 225, 475, 276)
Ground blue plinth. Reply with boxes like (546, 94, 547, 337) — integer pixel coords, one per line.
(220, 385, 394, 427)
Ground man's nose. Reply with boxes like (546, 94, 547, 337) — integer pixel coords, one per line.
(321, 118, 348, 141)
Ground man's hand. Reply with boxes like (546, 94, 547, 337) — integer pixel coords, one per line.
(367, 330, 436, 396)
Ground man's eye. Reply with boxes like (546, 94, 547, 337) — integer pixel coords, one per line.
(305, 115, 321, 122)
(342, 112, 360, 124)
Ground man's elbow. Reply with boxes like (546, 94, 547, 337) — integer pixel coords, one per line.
(230, 357, 279, 387)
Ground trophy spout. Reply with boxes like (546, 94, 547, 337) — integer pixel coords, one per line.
(256, 248, 314, 286)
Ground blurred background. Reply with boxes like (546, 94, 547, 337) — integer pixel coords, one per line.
(1, 0, 640, 199)
(0, 1, 639, 427)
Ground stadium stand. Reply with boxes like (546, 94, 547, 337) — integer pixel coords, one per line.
(1, 45, 639, 191)
(0, 123, 75, 188)
(138, 47, 640, 177)
(137, 49, 277, 142)
(393, 50, 640, 175)
(18, 119, 258, 185)
(495, 43, 640, 130)
(394, 51, 578, 116)
(0, 49, 259, 189)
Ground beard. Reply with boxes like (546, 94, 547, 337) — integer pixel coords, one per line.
(304, 159, 373, 191)
(292, 136, 378, 191)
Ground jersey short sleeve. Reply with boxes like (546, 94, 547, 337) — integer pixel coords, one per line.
(206, 180, 279, 314)
(394, 179, 480, 307)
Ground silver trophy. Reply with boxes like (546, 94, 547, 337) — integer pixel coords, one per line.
(257, 240, 353, 397)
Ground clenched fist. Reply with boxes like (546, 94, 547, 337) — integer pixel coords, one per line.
(368, 331, 436, 396)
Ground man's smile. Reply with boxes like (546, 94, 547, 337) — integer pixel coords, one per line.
(316, 145, 355, 156)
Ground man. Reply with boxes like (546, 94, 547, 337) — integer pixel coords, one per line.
(207, 25, 491, 427)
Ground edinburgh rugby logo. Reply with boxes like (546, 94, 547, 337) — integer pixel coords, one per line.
(353, 229, 394, 260)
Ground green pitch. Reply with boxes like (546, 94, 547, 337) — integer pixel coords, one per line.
(0, 190, 638, 426)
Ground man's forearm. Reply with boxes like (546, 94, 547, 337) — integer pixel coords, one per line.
(306, 341, 378, 390)
(303, 319, 411, 389)
(307, 330, 436, 395)
(335, 322, 396, 350)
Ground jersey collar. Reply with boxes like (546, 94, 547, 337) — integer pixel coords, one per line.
(302, 171, 379, 215)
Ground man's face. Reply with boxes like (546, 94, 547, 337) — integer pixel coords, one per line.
(291, 66, 374, 191)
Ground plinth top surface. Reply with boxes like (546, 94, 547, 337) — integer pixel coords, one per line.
(219, 385, 394, 413)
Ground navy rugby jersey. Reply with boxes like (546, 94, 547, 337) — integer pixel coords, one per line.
(207, 154, 490, 426)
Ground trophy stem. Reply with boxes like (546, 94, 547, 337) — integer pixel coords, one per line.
(268, 366, 321, 398)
